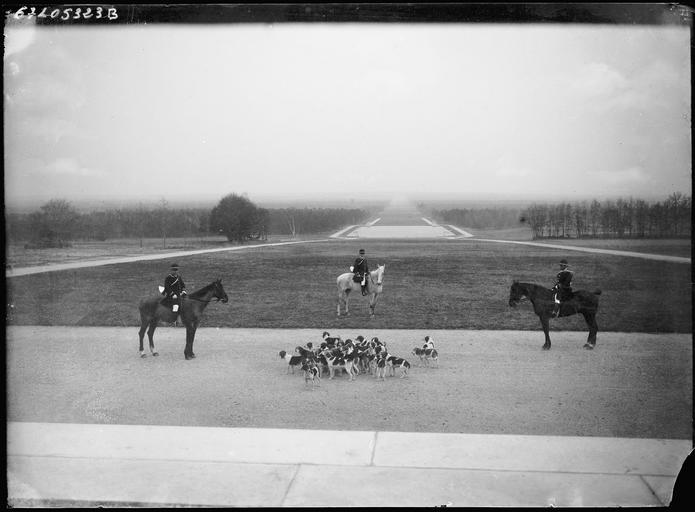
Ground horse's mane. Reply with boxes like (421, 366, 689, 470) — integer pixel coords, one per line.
(189, 280, 218, 299)
(514, 281, 553, 295)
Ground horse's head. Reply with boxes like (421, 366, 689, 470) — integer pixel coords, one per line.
(374, 264, 385, 286)
(213, 279, 229, 303)
(508, 280, 525, 307)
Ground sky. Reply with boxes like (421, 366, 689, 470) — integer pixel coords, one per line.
(3, 13, 692, 208)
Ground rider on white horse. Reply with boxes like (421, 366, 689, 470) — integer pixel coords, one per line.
(350, 248, 369, 296)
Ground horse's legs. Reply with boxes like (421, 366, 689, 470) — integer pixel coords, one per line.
(184, 325, 197, 360)
(147, 321, 158, 356)
(337, 290, 349, 316)
(540, 315, 552, 350)
(368, 293, 379, 317)
(138, 322, 147, 357)
(582, 311, 598, 349)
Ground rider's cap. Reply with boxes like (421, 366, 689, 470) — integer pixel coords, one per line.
(559, 259, 568, 265)
(170, 263, 179, 270)
(359, 248, 365, 254)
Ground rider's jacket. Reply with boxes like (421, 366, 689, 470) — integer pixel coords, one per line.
(554, 268, 573, 300)
(163, 274, 187, 298)
(352, 257, 369, 278)
(556, 268, 573, 289)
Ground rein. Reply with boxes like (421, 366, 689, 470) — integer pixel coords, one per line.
(185, 285, 221, 304)
(185, 295, 214, 304)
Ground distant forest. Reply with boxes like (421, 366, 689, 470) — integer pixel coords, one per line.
(428, 192, 691, 239)
(5, 200, 374, 247)
(6, 193, 691, 247)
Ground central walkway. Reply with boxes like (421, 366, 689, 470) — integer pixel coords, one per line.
(7, 422, 689, 507)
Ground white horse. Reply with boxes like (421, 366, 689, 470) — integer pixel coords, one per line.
(336, 264, 385, 317)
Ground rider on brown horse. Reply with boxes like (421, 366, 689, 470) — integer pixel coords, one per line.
(162, 263, 187, 312)
(350, 248, 369, 296)
(552, 258, 573, 317)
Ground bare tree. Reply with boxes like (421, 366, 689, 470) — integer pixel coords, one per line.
(158, 198, 169, 248)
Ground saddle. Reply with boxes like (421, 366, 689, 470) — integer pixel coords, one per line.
(158, 287, 181, 313)
(159, 296, 180, 312)
(552, 286, 573, 303)
(352, 273, 363, 283)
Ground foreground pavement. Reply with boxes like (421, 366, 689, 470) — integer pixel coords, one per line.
(7, 422, 691, 507)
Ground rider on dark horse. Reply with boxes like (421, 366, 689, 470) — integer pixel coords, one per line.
(162, 263, 187, 313)
(350, 248, 369, 296)
(552, 258, 573, 317)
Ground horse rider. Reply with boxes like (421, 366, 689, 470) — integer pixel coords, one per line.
(552, 258, 573, 317)
(350, 248, 369, 296)
(162, 263, 187, 313)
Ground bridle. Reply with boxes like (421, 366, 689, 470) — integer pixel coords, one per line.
(370, 266, 384, 287)
(184, 283, 226, 304)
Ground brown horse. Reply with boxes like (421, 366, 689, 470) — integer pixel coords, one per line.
(508, 281, 602, 350)
(336, 264, 385, 317)
(138, 279, 229, 359)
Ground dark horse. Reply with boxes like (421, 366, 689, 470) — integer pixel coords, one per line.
(138, 279, 229, 360)
(508, 281, 602, 350)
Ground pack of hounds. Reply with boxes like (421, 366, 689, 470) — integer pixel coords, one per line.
(278, 332, 439, 390)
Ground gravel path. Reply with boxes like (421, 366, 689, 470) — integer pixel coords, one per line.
(5, 239, 331, 277)
(6, 326, 691, 439)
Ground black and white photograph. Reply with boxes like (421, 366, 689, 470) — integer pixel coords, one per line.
(4, 3, 693, 507)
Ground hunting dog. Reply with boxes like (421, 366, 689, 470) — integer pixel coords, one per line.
(370, 344, 387, 375)
(374, 352, 387, 381)
(342, 341, 365, 376)
(278, 350, 303, 374)
(295, 345, 314, 361)
(322, 348, 355, 380)
(422, 335, 438, 367)
(412, 347, 427, 366)
(322, 331, 341, 348)
(423, 347, 439, 367)
(386, 353, 411, 378)
(412, 347, 439, 367)
(301, 359, 321, 390)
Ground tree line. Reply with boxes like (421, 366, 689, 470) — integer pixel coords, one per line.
(5, 194, 373, 247)
(427, 192, 691, 239)
(520, 193, 691, 239)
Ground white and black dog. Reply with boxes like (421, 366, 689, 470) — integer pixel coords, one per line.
(412, 347, 428, 366)
(301, 359, 321, 390)
(321, 348, 355, 380)
(386, 353, 411, 378)
(374, 352, 388, 381)
(278, 349, 304, 374)
(422, 335, 438, 367)
(322, 331, 342, 348)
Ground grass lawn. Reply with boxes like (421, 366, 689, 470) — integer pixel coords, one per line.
(6, 239, 691, 333)
(525, 238, 691, 258)
(4, 235, 313, 268)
